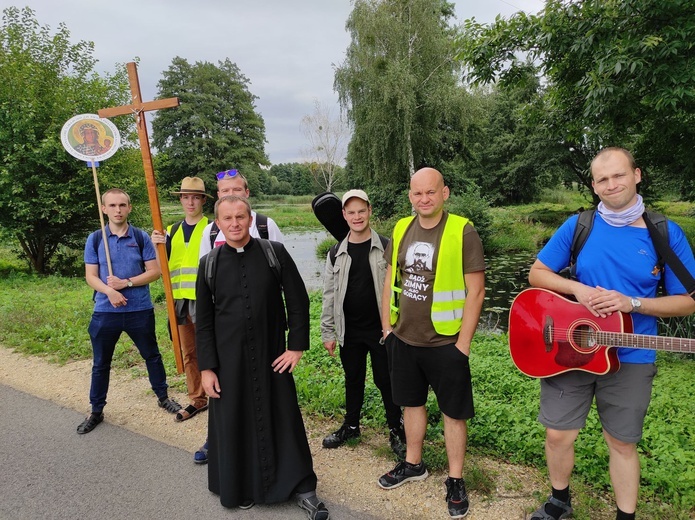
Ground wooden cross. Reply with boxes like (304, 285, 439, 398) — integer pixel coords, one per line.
(98, 62, 184, 374)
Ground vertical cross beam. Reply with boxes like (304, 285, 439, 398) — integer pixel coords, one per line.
(98, 62, 184, 373)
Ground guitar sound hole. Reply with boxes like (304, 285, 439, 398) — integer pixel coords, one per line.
(571, 324, 596, 351)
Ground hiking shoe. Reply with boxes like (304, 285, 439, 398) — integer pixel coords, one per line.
(445, 477, 469, 518)
(389, 425, 406, 459)
(297, 493, 330, 520)
(378, 460, 428, 489)
(322, 423, 360, 448)
(158, 396, 182, 414)
(76, 412, 104, 434)
(193, 440, 209, 465)
(530, 495, 573, 519)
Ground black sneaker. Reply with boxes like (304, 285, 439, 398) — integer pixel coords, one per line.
(297, 493, 330, 520)
(445, 477, 469, 518)
(389, 425, 406, 459)
(378, 460, 428, 489)
(322, 423, 360, 448)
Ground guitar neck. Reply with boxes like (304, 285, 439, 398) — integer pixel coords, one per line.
(595, 331, 695, 354)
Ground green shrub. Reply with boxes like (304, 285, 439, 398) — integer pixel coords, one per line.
(447, 188, 493, 247)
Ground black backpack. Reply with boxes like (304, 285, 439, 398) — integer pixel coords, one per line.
(92, 226, 146, 271)
(91, 226, 147, 300)
(568, 209, 668, 281)
(209, 213, 269, 247)
(203, 238, 282, 303)
(568, 209, 695, 299)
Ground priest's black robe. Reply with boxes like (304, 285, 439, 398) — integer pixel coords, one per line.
(196, 238, 316, 508)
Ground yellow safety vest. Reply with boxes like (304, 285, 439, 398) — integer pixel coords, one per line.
(167, 217, 208, 300)
(389, 213, 469, 335)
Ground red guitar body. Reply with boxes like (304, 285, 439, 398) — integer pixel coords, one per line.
(508, 288, 632, 378)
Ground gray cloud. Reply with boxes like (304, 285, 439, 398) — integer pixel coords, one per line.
(27, 0, 543, 164)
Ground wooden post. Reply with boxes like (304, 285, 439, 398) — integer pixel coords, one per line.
(98, 62, 184, 374)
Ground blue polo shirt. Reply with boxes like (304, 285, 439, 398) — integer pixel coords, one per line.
(84, 225, 157, 313)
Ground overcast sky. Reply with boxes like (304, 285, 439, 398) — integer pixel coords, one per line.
(23, 0, 544, 165)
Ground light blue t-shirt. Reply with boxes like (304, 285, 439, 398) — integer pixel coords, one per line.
(84, 225, 157, 313)
(538, 213, 695, 363)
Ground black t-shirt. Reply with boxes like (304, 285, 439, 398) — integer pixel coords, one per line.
(343, 239, 381, 342)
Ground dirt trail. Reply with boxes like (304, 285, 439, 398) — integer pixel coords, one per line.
(0, 347, 551, 519)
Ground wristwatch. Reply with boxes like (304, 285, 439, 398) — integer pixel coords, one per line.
(629, 297, 641, 313)
(126, 278, 133, 288)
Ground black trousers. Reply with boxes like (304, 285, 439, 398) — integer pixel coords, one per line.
(339, 336, 402, 429)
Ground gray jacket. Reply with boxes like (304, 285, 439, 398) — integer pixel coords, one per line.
(320, 229, 388, 345)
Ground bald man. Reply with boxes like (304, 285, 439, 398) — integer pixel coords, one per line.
(378, 168, 486, 519)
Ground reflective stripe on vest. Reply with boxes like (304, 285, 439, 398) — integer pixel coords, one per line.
(390, 213, 469, 335)
(167, 217, 208, 300)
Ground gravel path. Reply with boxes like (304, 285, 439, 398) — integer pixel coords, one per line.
(0, 347, 580, 519)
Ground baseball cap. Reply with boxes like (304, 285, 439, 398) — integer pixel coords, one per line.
(341, 189, 370, 207)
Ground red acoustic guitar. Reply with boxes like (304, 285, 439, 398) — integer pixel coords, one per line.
(508, 288, 695, 378)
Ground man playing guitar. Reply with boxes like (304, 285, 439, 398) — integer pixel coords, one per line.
(526, 147, 695, 520)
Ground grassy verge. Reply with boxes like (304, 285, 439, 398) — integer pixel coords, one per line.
(0, 274, 693, 518)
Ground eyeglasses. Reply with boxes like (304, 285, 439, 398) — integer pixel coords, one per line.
(216, 169, 239, 180)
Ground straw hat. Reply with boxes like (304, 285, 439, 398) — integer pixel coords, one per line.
(171, 176, 212, 198)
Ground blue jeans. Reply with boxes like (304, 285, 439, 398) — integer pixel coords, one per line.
(88, 309, 168, 412)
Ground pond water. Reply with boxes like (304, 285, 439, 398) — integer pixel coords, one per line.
(284, 230, 536, 333)
(283, 230, 330, 291)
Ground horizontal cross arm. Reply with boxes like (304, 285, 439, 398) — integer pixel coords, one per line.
(98, 97, 180, 118)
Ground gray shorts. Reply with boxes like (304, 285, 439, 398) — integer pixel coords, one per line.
(538, 363, 657, 443)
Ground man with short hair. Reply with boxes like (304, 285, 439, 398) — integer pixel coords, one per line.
(193, 168, 285, 464)
(378, 168, 486, 519)
(320, 189, 405, 458)
(528, 147, 695, 520)
(199, 169, 283, 256)
(151, 176, 211, 422)
(196, 195, 329, 519)
(78, 188, 181, 435)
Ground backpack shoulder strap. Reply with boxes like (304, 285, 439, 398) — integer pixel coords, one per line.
(255, 213, 269, 239)
(329, 242, 340, 266)
(569, 210, 595, 279)
(204, 246, 222, 302)
(165, 220, 183, 258)
(258, 238, 282, 285)
(378, 233, 389, 250)
(169, 220, 183, 238)
(209, 221, 220, 248)
(643, 211, 695, 299)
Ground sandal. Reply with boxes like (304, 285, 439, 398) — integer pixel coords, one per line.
(175, 403, 208, 422)
(158, 396, 182, 414)
(77, 412, 104, 434)
(530, 496, 573, 519)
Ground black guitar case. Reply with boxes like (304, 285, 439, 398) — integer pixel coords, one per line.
(311, 192, 349, 242)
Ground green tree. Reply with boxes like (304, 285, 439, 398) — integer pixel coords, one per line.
(269, 163, 318, 195)
(455, 66, 566, 205)
(334, 0, 465, 191)
(0, 7, 130, 274)
(152, 57, 269, 195)
(457, 0, 695, 199)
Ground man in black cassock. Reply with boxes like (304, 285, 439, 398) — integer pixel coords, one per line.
(196, 196, 330, 520)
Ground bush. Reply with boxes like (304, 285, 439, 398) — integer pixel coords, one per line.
(365, 182, 410, 220)
(447, 187, 493, 247)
